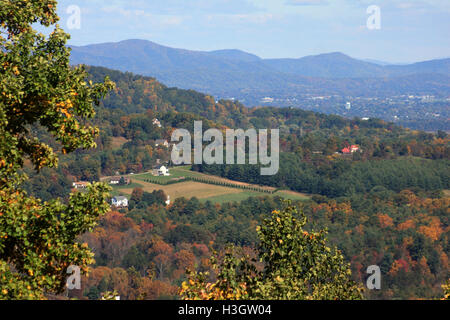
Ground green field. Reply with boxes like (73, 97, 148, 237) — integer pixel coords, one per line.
(200, 190, 309, 204)
(132, 166, 198, 183)
(107, 166, 309, 204)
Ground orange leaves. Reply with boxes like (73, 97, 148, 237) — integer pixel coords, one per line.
(389, 259, 410, 275)
(397, 219, 415, 231)
(56, 99, 74, 120)
(12, 66, 20, 75)
(377, 213, 394, 228)
(418, 217, 443, 241)
(60, 108, 72, 119)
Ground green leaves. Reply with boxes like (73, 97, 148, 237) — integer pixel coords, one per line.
(181, 201, 364, 300)
(0, 0, 114, 299)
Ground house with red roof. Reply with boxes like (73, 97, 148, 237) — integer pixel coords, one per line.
(341, 145, 360, 154)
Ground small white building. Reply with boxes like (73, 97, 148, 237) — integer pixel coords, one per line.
(72, 182, 89, 189)
(109, 177, 130, 185)
(152, 165, 170, 177)
(153, 118, 162, 128)
(111, 196, 128, 208)
(155, 139, 169, 148)
(109, 178, 120, 185)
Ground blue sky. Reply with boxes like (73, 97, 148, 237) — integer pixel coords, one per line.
(55, 0, 449, 63)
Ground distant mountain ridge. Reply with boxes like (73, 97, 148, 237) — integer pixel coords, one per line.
(70, 39, 450, 102)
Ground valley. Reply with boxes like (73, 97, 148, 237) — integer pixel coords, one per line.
(105, 166, 309, 204)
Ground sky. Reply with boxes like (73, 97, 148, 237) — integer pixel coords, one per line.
(54, 0, 450, 63)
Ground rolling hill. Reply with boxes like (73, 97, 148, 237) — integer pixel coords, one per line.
(70, 39, 450, 102)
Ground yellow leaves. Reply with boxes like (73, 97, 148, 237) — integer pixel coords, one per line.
(28, 269, 33, 276)
(60, 108, 72, 119)
(1, 289, 7, 295)
(56, 99, 74, 120)
(12, 66, 20, 75)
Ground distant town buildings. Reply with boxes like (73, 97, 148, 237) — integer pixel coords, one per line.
(421, 95, 435, 103)
(346, 102, 352, 110)
(261, 97, 274, 103)
(111, 196, 128, 208)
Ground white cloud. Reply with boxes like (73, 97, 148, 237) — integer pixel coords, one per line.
(103, 0, 261, 15)
(207, 13, 274, 25)
(101, 6, 184, 27)
(285, 0, 329, 6)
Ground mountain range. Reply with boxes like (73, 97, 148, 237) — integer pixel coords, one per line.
(70, 39, 450, 104)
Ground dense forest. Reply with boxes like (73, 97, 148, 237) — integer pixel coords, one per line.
(71, 190, 448, 300)
(22, 66, 450, 300)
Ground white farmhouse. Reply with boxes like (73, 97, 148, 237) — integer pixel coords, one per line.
(152, 165, 170, 177)
(111, 196, 128, 208)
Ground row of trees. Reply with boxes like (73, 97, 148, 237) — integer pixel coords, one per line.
(196, 155, 449, 198)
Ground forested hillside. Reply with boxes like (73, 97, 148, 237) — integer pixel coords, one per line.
(23, 66, 449, 300)
(70, 40, 450, 100)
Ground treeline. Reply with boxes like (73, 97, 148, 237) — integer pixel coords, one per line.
(195, 155, 449, 198)
(86, 66, 250, 128)
(143, 176, 275, 194)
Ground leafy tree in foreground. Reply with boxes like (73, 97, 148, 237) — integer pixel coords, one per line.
(0, 0, 114, 299)
(180, 203, 364, 300)
(442, 279, 450, 300)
